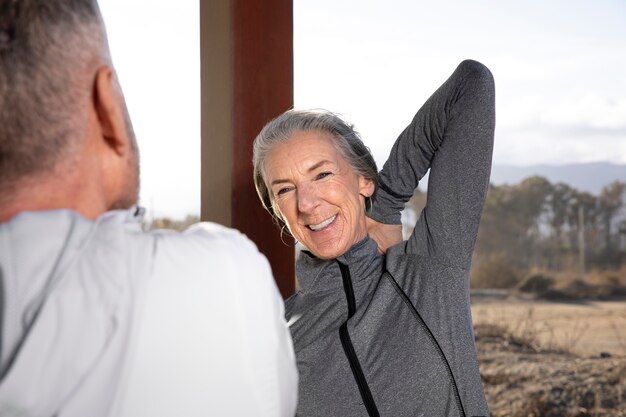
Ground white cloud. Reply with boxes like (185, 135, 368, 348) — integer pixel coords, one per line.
(540, 95, 626, 130)
(495, 126, 626, 166)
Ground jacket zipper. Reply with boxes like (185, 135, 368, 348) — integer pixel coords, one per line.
(337, 261, 381, 417)
(385, 272, 467, 417)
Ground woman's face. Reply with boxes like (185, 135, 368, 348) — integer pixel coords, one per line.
(264, 130, 374, 260)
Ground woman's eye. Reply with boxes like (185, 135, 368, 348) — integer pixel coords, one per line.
(316, 172, 332, 180)
(276, 187, 291, 196)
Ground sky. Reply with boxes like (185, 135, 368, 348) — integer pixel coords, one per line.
(99, 0, 626, 219)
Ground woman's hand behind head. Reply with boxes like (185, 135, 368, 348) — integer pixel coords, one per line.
(366, 217, 402, 255)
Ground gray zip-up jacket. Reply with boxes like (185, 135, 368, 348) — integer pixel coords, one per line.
(285, 60, 495, 417)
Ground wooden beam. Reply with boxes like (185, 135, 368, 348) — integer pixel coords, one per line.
(200, 0, 295, 298)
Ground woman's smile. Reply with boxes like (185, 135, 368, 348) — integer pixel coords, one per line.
(307, 214, 337, 231)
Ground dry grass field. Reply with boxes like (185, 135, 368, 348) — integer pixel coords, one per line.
(472, 295, 626, 416)
(473, 298, 626, 357)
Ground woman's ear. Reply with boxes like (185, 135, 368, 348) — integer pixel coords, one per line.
(359, 177, 375, 198)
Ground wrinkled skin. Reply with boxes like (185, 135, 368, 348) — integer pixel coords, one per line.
(265, 130, 375, 260)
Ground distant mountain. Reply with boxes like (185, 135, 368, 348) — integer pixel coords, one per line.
(490, 162, 626, 195)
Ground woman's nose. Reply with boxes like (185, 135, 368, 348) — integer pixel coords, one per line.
(297, 183, 319, 213)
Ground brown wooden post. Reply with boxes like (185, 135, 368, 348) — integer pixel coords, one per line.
(200, 0, 295, 298)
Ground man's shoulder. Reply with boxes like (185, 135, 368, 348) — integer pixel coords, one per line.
(139, 221, 273, 291)
(82, 211, 279, 311)
(89, 211, 272, 291)
(93, 210, 259, 260)
(147, 221, 262, 262)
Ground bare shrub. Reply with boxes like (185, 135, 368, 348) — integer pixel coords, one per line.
(543, 277, 626, 300)
(474, 322, 539, 353)
(517, 272, 555, 294)
(610, 319, 626, 356)
(588, 269, 622, 286)
(471, 252, 522, 289)
(476, 306, 586, 354)
(147, 215, 200, 231)
(554, 319, 589, 353)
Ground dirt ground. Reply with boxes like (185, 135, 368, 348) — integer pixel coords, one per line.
(472, 295, 626, 416)
(472, 297, 626, 357)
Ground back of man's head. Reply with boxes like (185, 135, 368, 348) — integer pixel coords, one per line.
(0, 0, 139, 221)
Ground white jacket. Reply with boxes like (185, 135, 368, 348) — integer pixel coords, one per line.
(0, 209, 298, 417)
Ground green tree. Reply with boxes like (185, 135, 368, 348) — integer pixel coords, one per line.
(599, 181, 626, 253)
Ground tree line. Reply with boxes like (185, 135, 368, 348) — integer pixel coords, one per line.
(404, 178, 626, 288)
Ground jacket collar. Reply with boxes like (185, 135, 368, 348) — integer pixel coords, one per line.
(296, 237, 384, 294)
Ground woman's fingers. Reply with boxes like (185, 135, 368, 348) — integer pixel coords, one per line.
(366, 217, 402, 254)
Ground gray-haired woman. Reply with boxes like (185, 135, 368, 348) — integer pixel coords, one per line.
(253, 60, 495, 417)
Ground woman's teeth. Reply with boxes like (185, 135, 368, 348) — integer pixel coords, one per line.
(308, 215, 336, 231)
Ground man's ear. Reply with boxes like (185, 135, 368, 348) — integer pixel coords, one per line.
(93, 66, 129, 156)
(359, 176, 375, 198)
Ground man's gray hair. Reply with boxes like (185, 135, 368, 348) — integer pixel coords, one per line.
(0, 0, 110, 193)
(253, 109, 378, 225)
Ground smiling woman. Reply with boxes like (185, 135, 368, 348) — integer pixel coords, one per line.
(264, 130, 375, 259)
(253, 60, 496, 417)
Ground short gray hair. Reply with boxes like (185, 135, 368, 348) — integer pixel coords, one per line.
(0, 0, 110, 192)
(252, 109, 378, 225)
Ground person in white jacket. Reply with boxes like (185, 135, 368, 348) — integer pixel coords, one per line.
(0, 1, 298, 416)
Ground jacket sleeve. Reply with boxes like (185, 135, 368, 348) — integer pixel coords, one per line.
(369, 60, 495, 269)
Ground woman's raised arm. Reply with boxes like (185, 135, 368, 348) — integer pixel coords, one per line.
(368, 60, 495, 269)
